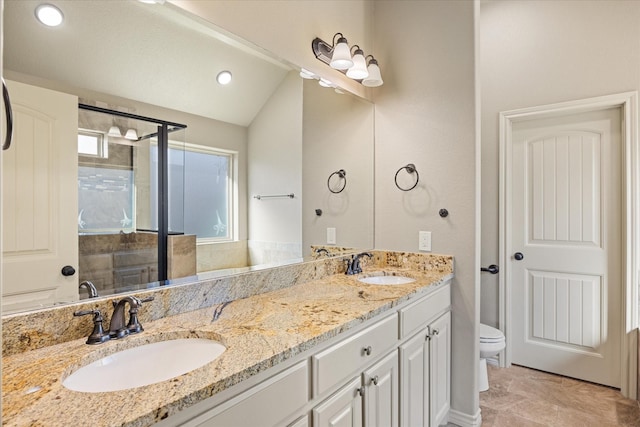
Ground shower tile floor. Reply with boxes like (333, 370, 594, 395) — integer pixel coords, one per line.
(479, 364, 640, 426)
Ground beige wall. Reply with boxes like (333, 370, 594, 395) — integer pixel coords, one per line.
(248, 70, 303, 259)
(480, 0, 640, 328)
(302, 79, 374, 253)
(372, 0, 479, 417)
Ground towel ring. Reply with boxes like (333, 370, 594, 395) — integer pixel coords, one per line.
(394, 164, 419, 191)
(327, 169, 347, 194)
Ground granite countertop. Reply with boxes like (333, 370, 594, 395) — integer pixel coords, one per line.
(2, 265, 452, 427)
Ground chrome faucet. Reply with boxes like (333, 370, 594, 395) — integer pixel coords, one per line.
(79, 280, 99, 298)
(108, 295, 154, 339)
(345, 252, 373, 275)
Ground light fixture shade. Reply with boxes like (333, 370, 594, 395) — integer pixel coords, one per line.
(346, 48, 369, 80)
(124, 129, 139, 140)
(362, 59, 383, 87)
(299, 68, 316, 80)
(318, 78, 333, 88)
(108, 126, 122, 138)
(330, 37, 353, 70)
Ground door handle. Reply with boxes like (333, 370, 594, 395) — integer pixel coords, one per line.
(514, 252, 524, 261)
(2, 78, 13, 151)
(61, 265, 76, 276)
(481, 264, 499, 274)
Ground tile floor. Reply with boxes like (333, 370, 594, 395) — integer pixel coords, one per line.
(479, 364, 640, 426)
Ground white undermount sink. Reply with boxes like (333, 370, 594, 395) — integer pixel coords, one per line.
(358, 275, 415, 285)
(63, 338, 226, 393)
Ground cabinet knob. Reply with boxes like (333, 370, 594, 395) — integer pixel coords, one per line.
(356, 387, 365, 397)
(363, 346, 372, 356)
(371, 375, 379, 386)
(514, 252, 524, 261)
(432, 328, 440, 336)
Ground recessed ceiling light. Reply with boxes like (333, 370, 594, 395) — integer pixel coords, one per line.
(217, 71, 232, 85)
(35, 4, 64, 27)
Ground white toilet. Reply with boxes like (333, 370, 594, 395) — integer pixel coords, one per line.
(479, 323, 506, 392)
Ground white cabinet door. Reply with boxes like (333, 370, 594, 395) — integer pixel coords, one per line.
(399, 328, 429, 427)
(182, 362, 309, 427)
(2, 80, 79, 312)
(313, 377, 363, 427)
(429, 312, 451, 427)
(363, 350, 398, 427)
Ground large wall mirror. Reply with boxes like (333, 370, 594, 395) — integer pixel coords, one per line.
(1, 0, 374, 313)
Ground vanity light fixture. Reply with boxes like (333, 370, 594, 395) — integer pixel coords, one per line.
(124, 129, 139, 141)
(318, 78, 333, 88)
(108, 125, 122, 138)
(312, 33, 383, 87)
(362, 56, 383, 87)
(299, 68, 316, 80)
(329, 33, 353, 70)
(216, 70, 232, 85)
(35, 4, 64, 27)
(345, 45, 368, 80)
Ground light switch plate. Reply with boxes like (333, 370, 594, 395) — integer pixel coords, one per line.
(419, 231, 432, 251)
(327, 227, 336, 244)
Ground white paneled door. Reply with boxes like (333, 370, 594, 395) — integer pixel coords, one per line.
(2, 80, 79, 312)
(510, 107, 622, 387)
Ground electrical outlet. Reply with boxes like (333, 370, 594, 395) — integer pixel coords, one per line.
(419, 231, 432, 251)
(327, 227, 336, 244)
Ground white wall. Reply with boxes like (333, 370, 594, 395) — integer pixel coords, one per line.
(302, 79, 374, 253)
(247, 71, 303, 263)
(373, 0, 479, 418)
(480, 0, 640, 328)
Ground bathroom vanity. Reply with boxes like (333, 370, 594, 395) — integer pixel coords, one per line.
(1, 251, 452, 427)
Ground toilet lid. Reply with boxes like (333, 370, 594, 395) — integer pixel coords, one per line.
(480, 324, 505, 342)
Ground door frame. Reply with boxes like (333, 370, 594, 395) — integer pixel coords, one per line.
(499, 92, 639, 398)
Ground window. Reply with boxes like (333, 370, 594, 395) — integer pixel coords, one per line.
(151, 143, 235, 242)
(78, 129, 108, 158)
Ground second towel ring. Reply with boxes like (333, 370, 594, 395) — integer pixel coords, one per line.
(394, 164, 419, 191)
(327, 169, 347, 194)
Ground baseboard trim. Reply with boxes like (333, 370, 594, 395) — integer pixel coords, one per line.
(448, 408, 482, 427)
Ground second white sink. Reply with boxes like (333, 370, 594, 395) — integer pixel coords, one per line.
(63, 338, 226, 393)
(358, 275, 415, 285)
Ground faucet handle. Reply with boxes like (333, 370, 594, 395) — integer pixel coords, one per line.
(73, 309, 110, 345)
(127, 295, 154, 334)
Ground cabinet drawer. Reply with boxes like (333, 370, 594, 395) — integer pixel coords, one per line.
(185, 361, 309, 427)
(312, 314, 398, 397)
(399, 283, 450, 339)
